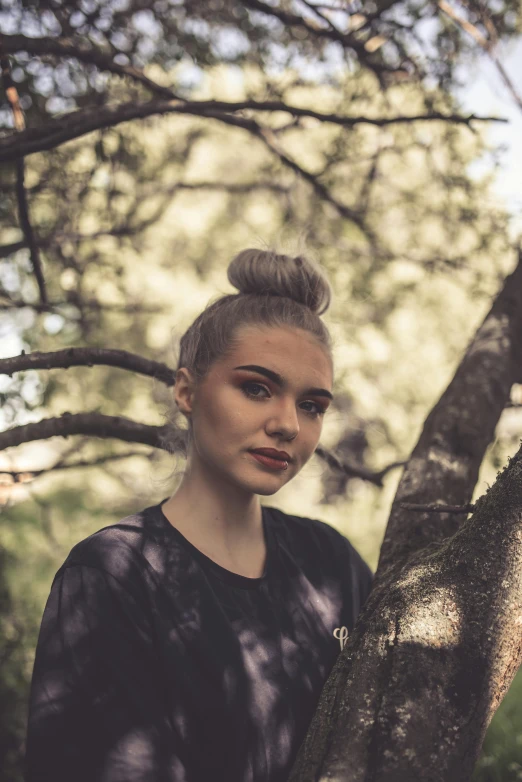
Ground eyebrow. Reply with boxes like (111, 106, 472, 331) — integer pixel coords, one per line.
(233, 364, 334, 400)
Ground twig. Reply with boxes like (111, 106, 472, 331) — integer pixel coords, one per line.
(0, 97, 367, 228)
(438, 0, 522, 113)
(240, 0, 403, 78)
(0, 240, 25, 258)
(0, 96, 500, 235)
(15, 159, 47, 304)
(0, 412, 172, 451)
(0, 90, 504, 233)
(300, 0, 342, 33)
(0, 297, 52, 313)
(0, 450, 151, 483)
(0, 292, 165, 315)
(0, 347, 176, 386)
(315, 445, 405, 486)
(438, 0, 490, 48)
(400, 501, 475, 514)
(1, 33, 182, 101)
(492, 58, 522, 113)
(256, 125, 365, 226)
(0, 49, 24, 131)
(1, 45, 47, 305)
(0, 96, 506, 164)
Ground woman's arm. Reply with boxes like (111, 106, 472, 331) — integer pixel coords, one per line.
(25, 565, 189, 782)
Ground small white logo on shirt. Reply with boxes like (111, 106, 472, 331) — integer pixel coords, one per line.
(333, 626, 349, 650)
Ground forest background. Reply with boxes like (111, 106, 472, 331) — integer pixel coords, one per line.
(1, 1, 522, 780)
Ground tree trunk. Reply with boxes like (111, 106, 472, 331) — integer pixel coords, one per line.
(289, 250, 522, 781)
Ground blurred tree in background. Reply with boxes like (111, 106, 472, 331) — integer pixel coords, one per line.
(1, 1, 522, 779)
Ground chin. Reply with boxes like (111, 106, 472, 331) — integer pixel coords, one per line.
(229, 465, 292, 496)
(210, 453, 298, 495)
(244, 467, 296, 496)
(251, 483, 284, 496)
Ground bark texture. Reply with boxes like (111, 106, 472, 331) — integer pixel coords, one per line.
(289, 250, 522, 781)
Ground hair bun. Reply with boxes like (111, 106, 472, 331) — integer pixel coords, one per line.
(227, 248, 331, 315)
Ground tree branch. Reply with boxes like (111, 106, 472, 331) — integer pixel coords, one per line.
(0, 48, 24, 131)
(400, 501, 475, 514)
(1, 47, 47, 304)
(0, 99, 366, 227)
(315, 445, 405, 486)
(438, 0, 522, 113)
(1, 33, 182, 101)
(0, 90, 503, 233)
(255, 124, 366, 226)
(0, 97, 505, 164)
(0, 291, 165, 315)
(15, 159, 47, 305)
(240, 0, 404, 78)
(376, 247, 522, 574)
(0, 240, 25, 258)
(0, 450, 151, 483)
(153, 180, 290, 195)
(0, 347, 176, 386)
(0, 412, 171, 451)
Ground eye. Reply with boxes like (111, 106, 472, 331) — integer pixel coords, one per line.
(301, 401, 327, 417)
(242, 381, 270, 400)
(242, 382, 326, 418)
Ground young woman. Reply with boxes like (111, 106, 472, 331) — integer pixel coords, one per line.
(25, 249, 373, 782)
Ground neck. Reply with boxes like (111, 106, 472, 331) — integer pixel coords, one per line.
(161, 454, 263, 554)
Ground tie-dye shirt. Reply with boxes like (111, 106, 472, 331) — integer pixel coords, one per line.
(26, 498, 373, 782)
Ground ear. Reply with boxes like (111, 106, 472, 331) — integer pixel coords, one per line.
(174, 368, 196, 418)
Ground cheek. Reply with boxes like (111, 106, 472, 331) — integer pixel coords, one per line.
(199, 388, 250, 435)
(301, 419, 324, 448)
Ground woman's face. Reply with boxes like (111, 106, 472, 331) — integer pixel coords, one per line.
(175, 325, 334, 496)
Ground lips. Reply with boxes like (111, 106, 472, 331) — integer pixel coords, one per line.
(251, 448, 291, 461)
(250, 449, 290, 471)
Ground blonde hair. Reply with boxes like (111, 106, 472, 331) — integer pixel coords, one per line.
(162, 247, 333, 455)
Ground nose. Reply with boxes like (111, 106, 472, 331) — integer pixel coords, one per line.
(265, 398, 299, 441)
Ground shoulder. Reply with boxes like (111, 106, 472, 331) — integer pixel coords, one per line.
(57, 506, 155, 588)
(265, 506, 373, 605)
(265, 505, 371, 575)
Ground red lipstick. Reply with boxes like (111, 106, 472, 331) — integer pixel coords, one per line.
(250, 448, 291, 471)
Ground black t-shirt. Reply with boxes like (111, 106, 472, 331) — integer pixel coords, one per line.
(25, 498, 373, 782)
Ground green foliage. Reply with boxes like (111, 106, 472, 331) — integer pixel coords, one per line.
(0, 546, 27, 782)
(0, 488, 138, 779)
